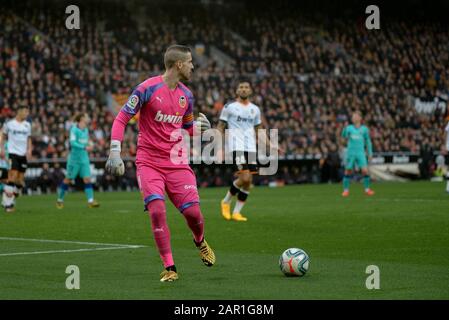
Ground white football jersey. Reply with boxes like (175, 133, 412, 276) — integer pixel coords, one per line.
(219, 100, 262, 152)
(445, 122, 449, 149)
(2, 119, 32, 156)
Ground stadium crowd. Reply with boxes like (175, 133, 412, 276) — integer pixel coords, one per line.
(1, 1, 448, 189)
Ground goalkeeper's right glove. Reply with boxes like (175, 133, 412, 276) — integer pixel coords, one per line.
(105, 140, 125, 176)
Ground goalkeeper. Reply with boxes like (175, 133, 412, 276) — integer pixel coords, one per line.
(106, 45, 215, 282)
(341, 111, 375, 197)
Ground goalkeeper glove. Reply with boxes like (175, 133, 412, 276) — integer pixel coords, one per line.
(194, 112, 211, 133)
(105, 140, 125, 176)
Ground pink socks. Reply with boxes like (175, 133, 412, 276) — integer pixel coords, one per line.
(182, 203, 204, 244)
(147, 200, 173, 268)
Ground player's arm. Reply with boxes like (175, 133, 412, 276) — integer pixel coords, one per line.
(217, 103, 229, 136)
(364, 127, 373, 159)
(340, 125, 349, 147)
(69, 127, 87, 149)
(27, 136, 33, 159)
(444, 124, 449, 154)
(106, 87, 145, 176)
(216, 104, 231, 158)
(254, 109, 276, 151)
(0, 125, 8, 159)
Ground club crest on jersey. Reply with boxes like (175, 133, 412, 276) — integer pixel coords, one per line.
(179, 96, 187, 108)
(127, 95, 139, 109)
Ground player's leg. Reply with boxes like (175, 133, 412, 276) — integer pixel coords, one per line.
(81, 163, 99, 208)
(166, 166, 215, 267)
(57, 160, 79, 208)
(2, 169, 18, 212)
(359, 155, 374, 195)
(13, 156, 28, 198)
(221, 177, 241, 220)
(147, 199, 178, 282)
(137, 164, 177, 281)
(221, 179, 241, 220)
(56, 177, 72, 208)
(446, 171, 449, 193)
(445, 156, 449, 193)
(15, 171, 25, 198)
(221, 151, 242, 220)
(342, 155, 355, 196)
(231, 170, 252, 221)
(0, 168, 7, 193)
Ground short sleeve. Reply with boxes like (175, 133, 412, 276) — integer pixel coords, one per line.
(219, 103, 231, 122)
(254, 107, 262, 126)
(341, 126, 348, 138)
(2, 122, 8, 135)
(182, 95, 194, 129)
(121, 86, 146, 115)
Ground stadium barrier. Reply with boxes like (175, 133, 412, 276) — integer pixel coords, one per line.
(21, 152, 448, 194)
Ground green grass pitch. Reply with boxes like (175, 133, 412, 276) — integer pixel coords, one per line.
(0, 182, 448, 299)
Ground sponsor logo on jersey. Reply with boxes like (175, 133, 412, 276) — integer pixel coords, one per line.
(154, 110, 183, 124)
(11, 130, 29, 135)
(126, 95, 139, 109)
(179, 96, 187, 108)
(236, 116, 254, 123)
(184, 184, 197, 190)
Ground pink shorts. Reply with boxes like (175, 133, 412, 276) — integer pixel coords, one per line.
(136, 163, 199, 212)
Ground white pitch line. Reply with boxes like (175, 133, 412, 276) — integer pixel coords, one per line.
(0, 237, 144, 248)
(0, 245, 146, 257)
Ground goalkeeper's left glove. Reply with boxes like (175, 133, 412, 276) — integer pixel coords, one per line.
(194, 112, 211, 133)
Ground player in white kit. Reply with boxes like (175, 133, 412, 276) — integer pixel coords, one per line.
(0, 106, 32, 213)
(217, 79, 266, 222)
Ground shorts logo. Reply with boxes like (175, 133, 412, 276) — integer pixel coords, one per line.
(184, 185, 197, 190)
(127, 95, 139, 109)
(179, 96, 187, 108)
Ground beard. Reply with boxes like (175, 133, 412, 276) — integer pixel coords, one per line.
(180, 70, 192, 82)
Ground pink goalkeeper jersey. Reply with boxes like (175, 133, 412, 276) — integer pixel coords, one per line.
(113, 75, 194, 167)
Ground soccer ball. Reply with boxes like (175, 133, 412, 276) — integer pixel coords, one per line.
(279, 248, 309, 277)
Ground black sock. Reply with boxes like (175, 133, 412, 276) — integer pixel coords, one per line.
(166, 265, 177, 273)
(193, 236, 205, 247)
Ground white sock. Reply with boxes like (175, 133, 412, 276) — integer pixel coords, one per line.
(446, 180, 449, 193)
(233, 200, 245, 214)
(88, 198, 94, 203)
(2, 185, 15, 207)
(223, 191, 233, 203)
